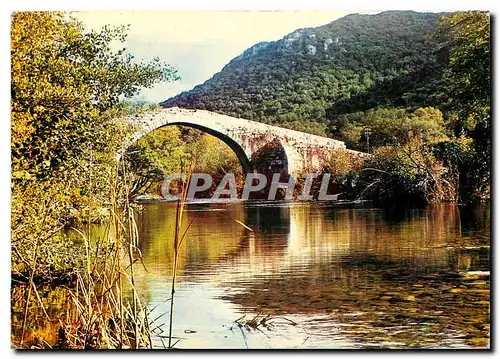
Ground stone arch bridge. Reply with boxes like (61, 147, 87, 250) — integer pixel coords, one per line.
(126, 107, 361, 176)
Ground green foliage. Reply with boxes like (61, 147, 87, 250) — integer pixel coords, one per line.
(435, 11, 490, 203)
(123, 126, 244, 198)
(163, 11, 442, 136)
(346, 141, 451, 208)
(331, 107, 447, 150)
(162, 10, 489, 204)
(437, 11, 490, 135)
(432, 137, 488, 202)
(11, 12, 178, 272)
(342, 11, 491, 205)
(11, 12, 178, 182)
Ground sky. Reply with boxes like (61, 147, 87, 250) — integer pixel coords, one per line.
(73, 11, 379, 103)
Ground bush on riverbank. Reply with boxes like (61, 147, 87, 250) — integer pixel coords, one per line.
(11, 10, 177, 274)
(11, 12, 179, 348)
(343, 141, 455, 208)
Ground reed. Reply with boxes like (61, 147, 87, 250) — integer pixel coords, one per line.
(167, 164, 193, 349)
(13, 158, 158, 349)
(52, 160, 150, 348)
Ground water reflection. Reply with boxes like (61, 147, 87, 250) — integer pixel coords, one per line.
(130, 202, 489, 349)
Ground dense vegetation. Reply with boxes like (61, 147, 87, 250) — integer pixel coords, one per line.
(11, 12, 179, 348)
(163, 11, 490, 204)
(341, 12, 491, 205)
(10, 13, 244, 349)
(162, 11, 443, 135)
(123, 125, 244, 199)
(9, 9, 490, 348)
(12, 12, 178, 246)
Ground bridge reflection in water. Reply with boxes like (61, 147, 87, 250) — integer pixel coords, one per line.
(133, 202, 485, 278)
(127, 202, 489, 349)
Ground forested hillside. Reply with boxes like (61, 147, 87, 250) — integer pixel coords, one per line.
(162, 10, 490, 204)
(161, 11, 446, 136)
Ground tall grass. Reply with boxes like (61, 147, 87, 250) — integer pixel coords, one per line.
(13, 159, 157, 349)
(167, 167, 192, 349)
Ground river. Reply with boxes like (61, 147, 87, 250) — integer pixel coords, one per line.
(11, 201, 490, 349)
(125, 201, 490, 349)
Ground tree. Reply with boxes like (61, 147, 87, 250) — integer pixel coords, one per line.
(11, 12, 178, 183)
(162, 11, 442, 136)
(438, 11, 490, 135)
(123, 126, 188, 197)
(331, 107, 447, 150)
(11, 11, 179, 271)
(123, 126, 245, 199)
(436, 11, 490, 201)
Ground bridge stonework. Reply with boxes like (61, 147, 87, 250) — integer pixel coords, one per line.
(126, 107, 356, 176)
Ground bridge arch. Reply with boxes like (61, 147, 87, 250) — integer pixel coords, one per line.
(124, 107, 349, 177)
(133, 121, 254, 174)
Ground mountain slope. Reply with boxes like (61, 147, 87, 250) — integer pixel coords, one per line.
(161, 11, 447, 136)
